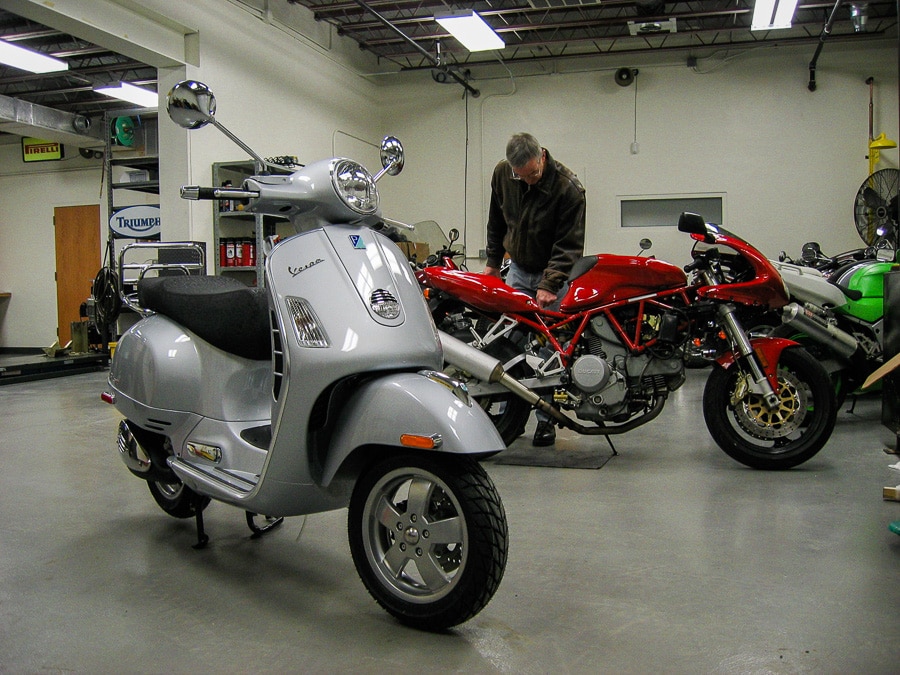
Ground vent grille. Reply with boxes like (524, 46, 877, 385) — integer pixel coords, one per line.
(370, 288, 400, 320)
(271, 310, 284, 401)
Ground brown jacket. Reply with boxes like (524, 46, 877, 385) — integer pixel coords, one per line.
(485, 148, 586, 294)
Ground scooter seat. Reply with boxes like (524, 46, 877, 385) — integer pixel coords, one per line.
(138, 276, 271, 361)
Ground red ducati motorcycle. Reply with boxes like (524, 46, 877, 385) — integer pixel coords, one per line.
(421, 212, 837, 470)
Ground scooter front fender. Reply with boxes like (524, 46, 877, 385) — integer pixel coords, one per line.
(320, 371, 506, 486)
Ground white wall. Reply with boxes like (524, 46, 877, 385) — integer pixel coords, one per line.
(0, 0, 896, 347)
(0, 145, 105, 347)
(380, 41, 898, 270)
(0, 0, 385, 347)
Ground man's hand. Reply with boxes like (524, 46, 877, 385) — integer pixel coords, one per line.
(483, 265, 502, 278)
(536, 289, 557, 308)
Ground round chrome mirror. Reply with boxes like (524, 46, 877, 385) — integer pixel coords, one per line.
(166, 80, 217, 130)
(639, 238, 652, 251)
(380, 136, 404, 176)
(448, 228, 460, 243)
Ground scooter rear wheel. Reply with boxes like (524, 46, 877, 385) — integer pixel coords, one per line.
(148, 480, 210, 519)
(703, 347, 837, 470)
(348, 452, 507, 631)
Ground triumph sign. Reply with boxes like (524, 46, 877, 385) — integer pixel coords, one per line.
(109, 205, 161, 238)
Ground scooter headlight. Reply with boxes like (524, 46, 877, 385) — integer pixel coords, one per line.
(332, 159, 378, 215)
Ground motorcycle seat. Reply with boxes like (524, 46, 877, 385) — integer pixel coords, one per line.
(138, 275, 271, 361)
(568, 256, 597, 281)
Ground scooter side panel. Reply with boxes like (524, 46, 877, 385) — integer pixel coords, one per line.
(320, 372, 507, 487)
(109, 314, 271, 422)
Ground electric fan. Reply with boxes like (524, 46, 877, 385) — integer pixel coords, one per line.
(111, 116, 136, 147)
(854, 168, 899, 248)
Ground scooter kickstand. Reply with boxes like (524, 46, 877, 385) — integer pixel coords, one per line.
(193, 507, 209, 550)
(246, 512, 284, 538)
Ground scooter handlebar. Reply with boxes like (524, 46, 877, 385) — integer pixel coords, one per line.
(180, 185, 260, 201)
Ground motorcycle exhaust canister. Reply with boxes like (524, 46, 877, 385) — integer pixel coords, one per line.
(781, 303, 858, 360)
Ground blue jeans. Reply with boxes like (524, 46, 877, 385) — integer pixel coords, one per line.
(505, 261, 565, 425)
(505, 262, 544, 298)
(506, 262, 566, 310)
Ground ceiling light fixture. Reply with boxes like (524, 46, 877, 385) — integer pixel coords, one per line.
(95, 82, 158, 108)
(435, 9, 504, 52)
(750, 0, 797, 30)
(0, 38, 68, 73)
(751, 0, 800, 30)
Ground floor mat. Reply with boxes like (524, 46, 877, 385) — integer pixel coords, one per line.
(491, 433, 616, 470)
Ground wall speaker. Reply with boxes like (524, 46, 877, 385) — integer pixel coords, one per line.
(615, 67, 638, 87)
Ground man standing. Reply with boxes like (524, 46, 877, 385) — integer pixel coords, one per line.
(484, 132, 586, 446)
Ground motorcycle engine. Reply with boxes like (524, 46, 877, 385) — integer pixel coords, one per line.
(564, 312, 685, 423)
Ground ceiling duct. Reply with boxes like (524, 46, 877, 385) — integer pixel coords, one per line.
(0, 93, 103, 147)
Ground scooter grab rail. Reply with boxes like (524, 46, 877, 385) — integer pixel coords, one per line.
(116, 241, 207, 314)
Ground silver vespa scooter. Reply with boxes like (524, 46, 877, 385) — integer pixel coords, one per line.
(102, 81, 508, 631)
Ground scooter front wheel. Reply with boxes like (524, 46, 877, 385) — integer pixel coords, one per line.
(348, 453, 507, 631)
(703, 347, 837, 470)
(148, 480, 210, 519)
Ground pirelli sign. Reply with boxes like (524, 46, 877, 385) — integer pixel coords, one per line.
(22, 137, 64, 162)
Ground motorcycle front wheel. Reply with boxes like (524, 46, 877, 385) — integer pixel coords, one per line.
(147, 480, 210, 518)
(769, 324, 853, 405)
(703, 347, 837, 470)
(348, 452, 508, 631)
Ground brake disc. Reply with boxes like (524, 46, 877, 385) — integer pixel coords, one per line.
(733, 367, 806, 439)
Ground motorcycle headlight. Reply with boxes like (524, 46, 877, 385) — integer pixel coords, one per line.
(331, 159, 378, 215)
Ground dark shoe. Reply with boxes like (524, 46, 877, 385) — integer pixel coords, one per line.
(532, 421, 556, 447)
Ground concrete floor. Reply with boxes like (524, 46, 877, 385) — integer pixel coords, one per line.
(1, 368, 899, 674)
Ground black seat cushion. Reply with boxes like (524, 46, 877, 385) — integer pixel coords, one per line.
(138, 276, 271, 361)
(568, 255, 597, 282)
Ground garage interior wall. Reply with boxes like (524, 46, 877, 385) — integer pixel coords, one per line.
(383, 43, 898, 271)
(0, 0, 896, 348)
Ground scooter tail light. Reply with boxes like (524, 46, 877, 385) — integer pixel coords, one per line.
(285, 296, 330, 348)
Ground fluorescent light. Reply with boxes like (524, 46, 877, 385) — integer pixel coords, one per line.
(751, 0, 799, 30)
(95, 82, 158, 108)
(0, 38, 68, 73)
(435, 10, 504, 52)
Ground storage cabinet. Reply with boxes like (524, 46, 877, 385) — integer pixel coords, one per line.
(212, 161, 289, 286)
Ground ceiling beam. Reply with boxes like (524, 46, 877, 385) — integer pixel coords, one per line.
(0, 0, 200, 67)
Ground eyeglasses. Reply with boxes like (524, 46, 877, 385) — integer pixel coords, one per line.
(510, 152, 544, 182)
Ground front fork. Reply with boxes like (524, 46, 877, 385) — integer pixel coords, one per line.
(716, 304, 791, 410)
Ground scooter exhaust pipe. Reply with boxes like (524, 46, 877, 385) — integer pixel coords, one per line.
(439, 331, 664, 435)
(781, 302, 858, 360)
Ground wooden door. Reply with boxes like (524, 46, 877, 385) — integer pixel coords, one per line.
(54, 205, 101, 345)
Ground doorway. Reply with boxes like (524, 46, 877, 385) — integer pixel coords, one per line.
(54, 205, 100, 346)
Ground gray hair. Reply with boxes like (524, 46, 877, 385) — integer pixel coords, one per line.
(506, 133, 542, 169)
